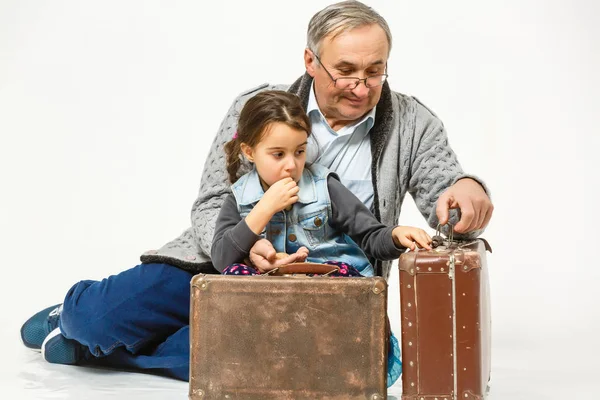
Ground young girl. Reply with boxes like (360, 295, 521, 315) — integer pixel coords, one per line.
(211, 90, 432, 388)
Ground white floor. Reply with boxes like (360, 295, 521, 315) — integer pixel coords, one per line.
(3, 265, 594, 399)
(2, 0, 599, 397)
(5, 347, 596, 400)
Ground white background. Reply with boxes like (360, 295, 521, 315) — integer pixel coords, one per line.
(1, 0, 598, 398)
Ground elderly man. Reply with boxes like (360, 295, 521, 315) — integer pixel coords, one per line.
(20, 0, 492, 382)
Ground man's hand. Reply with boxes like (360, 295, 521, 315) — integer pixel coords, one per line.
(436, 178, 493, 233)
(249, 239, 309, 273)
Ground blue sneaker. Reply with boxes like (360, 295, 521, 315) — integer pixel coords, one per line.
(42, 327, 86, 365)
(20, 304, 62, 350)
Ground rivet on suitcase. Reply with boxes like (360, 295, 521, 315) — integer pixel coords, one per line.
(398, 238, 492, 400)
(189, 263, 389, 400)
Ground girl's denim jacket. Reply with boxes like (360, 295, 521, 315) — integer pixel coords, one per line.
(231, 164, 374, 276)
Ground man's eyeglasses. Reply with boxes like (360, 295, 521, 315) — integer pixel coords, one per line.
(313, 53, 388, 91)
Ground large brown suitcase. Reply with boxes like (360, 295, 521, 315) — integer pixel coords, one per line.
(398, 238, 492, 400)
(189, 264, 389, 400)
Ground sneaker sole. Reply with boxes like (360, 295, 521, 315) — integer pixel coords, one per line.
(41, 327, 63, 362)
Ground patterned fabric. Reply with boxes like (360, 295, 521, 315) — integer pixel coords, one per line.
(221, 260, 362, 277)
(387, 332, 402, 387)
(321, 260, 363, 277)
(222, 263, 259, 275)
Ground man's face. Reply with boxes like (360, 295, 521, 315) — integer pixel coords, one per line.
(241, 122, 308, 189)
(305, 24, 389, 127)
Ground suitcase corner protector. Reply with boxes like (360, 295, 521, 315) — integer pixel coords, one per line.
(191, 274, 209, 290)
(371, 280, 386, 295)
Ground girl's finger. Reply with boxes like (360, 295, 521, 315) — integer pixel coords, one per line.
(399, 236, 416, 250)
(415, 233, 431, 250)
(297, 246, 309, 255)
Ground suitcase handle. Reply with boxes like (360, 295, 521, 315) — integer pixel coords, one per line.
(432, 223, 493, 253)
(264, 262, 340, 276)
(432, 223, 455, 248)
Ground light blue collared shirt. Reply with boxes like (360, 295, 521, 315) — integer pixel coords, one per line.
(305, 83, 376, 209)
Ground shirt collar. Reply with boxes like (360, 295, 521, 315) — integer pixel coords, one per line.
(307, 81, 376, 133)
(236, 167, 318, 206)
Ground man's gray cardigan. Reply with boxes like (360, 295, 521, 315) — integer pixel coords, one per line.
(140, 73, 487, 279)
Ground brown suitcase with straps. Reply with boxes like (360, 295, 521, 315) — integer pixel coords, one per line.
(398, 229, 492, 400)
(189, 263, 390, 400)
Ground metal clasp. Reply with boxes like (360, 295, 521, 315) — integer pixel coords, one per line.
(432, 223, 455, 248)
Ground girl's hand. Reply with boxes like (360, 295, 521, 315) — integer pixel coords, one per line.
(249, 240, 309, 273)
(392, 226, 432, 251)
(257, 177, 299, 216)
(294, 246, 309, 261)
(244, 178, 299, 236)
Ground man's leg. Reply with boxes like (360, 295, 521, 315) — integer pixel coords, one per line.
(87, 325, 190, 380)
(30, 262, 193, 379)
(59, 263, 192, 357)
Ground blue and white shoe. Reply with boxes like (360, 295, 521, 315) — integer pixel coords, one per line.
(41, 327, 86, 365)
(20, 304, 62, 350)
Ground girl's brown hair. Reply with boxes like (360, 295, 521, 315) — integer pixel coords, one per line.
(224, 90, 311, 183)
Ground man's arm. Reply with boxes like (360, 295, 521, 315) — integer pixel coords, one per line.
(409, 98, 493, 238)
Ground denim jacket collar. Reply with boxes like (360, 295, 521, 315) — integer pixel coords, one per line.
(234, 167, 318, 206)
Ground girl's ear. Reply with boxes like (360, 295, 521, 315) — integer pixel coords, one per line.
(240, 143, 254, 163)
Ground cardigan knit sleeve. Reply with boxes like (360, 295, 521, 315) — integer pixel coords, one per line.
(409, 98, 489, 239)
(189, 86, 273, 258)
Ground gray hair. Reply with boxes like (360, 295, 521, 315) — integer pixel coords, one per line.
(307, 1, 392, 55)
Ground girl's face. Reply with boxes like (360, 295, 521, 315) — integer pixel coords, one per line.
(241, 122, 308, 189)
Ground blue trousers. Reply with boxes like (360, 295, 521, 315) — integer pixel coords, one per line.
(59, 263, 193, 380)
(58, 262, 401, 386)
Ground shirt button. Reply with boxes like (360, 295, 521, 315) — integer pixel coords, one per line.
(288, 234, 297, 242)
(314, 217, 322, 227)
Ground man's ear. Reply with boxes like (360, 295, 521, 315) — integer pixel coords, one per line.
(240, 143, 254, 163)
(304, 48, 317, 78)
